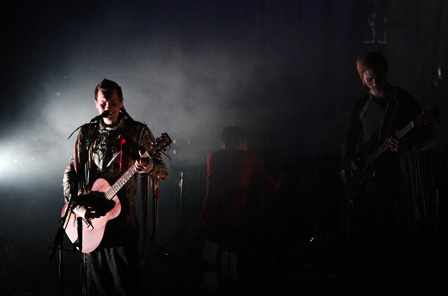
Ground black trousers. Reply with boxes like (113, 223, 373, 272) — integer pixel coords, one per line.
(86, 227, 140, 296)
(349, 176, 408, 260)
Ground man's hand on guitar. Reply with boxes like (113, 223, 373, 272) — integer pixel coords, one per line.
(388, 136, 399, 152)
(350, 155, 365, 171)
(135, 150, 154, 173)
(73, 192, 115, 220)
(136, 150, 168, 180)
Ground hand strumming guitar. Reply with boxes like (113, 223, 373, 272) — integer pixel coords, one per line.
(349, 155, 366, 172)
(72, 192, 115, 220)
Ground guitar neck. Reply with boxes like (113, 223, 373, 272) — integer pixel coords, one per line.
(102, 132, 172, 200)
(105, 166, 137, 200)
(365, 120, 415, 164)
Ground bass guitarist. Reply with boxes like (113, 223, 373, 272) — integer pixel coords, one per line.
(341, 52, 436, 272)
(62, 79, 168, 295)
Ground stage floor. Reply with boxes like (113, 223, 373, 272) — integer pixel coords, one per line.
(0, 227, 443, 296)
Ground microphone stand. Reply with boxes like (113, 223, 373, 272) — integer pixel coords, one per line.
(49, 224, 66, 296)
(51, 113, 103, 295)
(50, 185, 81, 296)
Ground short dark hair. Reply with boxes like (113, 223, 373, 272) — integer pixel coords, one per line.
(356, 52, 388, 82)
(95, 78, 123, 101)
(221, 125, 247, 149)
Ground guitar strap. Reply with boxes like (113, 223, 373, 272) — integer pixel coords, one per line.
(359, 95, 373, 119)
(378, 91, 399, 142)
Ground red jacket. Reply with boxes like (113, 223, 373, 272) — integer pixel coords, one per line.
(200, 148, 281, 233)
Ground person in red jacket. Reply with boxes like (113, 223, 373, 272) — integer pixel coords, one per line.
(200, 125, 284, 290)
(200, 125, 284, 236)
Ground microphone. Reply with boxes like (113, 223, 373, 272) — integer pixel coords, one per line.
(90, 110, 110, 122)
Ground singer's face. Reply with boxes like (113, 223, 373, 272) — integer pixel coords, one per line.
(95, 90, 123, 124)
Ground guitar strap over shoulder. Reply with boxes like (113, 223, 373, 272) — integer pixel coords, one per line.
(359, 96, 373, 119)
(378, 91, 399, 142)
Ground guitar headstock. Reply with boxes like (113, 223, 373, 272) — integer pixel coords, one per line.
(415, 105, 439, 126)
(140, 132, 172, 159)
(153, 133, 172, 153)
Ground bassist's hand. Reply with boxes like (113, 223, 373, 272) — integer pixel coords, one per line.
(350, 155, 365, 171)
(349, 160, 359, 171)
(388, 136, 399, 152)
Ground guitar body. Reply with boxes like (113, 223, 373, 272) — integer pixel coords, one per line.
(61, 178, 121, 253)
(341, 165, 377, 199)
(341, 166, 377, 186)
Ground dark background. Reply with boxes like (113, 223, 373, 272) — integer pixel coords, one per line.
(0, 1, 447, 295)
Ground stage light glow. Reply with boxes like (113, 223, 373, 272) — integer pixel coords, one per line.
(0, 146, 44, 186)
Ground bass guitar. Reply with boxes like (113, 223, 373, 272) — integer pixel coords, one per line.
(341, 105, 439, 197)
(61, 132, 172, 253)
